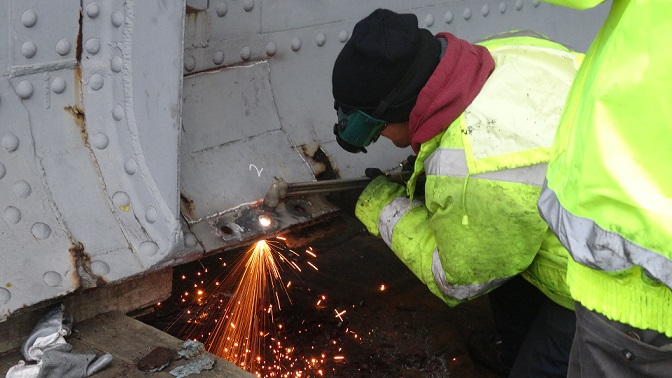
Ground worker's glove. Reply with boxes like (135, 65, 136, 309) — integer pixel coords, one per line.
(37, 346, 113, 378)
(7, 304, 113, 378)
(401, 155, 416, 173)
(364, 168, 385, 180)
(325, 186, 364, 214)
(327, 167, 389, 213)
(21, 304, 73, 362)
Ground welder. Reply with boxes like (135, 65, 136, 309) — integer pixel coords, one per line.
(537, 0, 672, 376)
(330, 8, 582, 376)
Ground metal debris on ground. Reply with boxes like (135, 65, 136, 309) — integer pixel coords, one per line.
(176, 340, 205, 360)
(169, 356, 215, 378)
(136, 346, 176, 372)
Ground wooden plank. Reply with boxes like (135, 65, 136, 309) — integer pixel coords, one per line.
(0, 268, 173, 354)
(0, 311, 254, 377)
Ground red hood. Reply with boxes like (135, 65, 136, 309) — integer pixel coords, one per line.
(409, 33, 495, 153)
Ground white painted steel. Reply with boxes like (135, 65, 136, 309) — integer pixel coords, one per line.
(0, 0, 609, 319)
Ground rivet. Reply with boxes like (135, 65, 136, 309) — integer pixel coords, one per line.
(16, 81, 33, 99)
(89, 74, 104, 91)
(110, 55, 123, 72)
(31, 222, 51, 240)
(85, 38, 101, 55)
(0, 163, 5, 179)
(481, 4, 490, 16)
(43, 271, 62, 287)
(21, 10, 37, 28)
(316, 33, 326, 47)
(56, 39, 71, 56)
(338, 30, 349, 43)
(533, 0, 541, 7)
(86, 3, 100, 18)
(112, 191, 130, 208)
(265, 41, 277, 56)
(499, 2, 507, 13)
(91, 260, 110, 275)
(139, 241, 159, 256)
(13, 180, 31, 198)
(184, 56, 196, 71)
(215, 2, 228, 17)
(184, 233, 198, 248)
(290, 37, 302, 52)
(240, 46, 252, 60)
(112, 104, 124, 120)
(463, 8, 472, 20)
(424, 14, 434, 27)
(51, 77, 66, 94)
(243, 0, 254, 12)
(124, 157, 137, 175)
(0, 288, 10, 305)
(111, 10, 124, 27)
(213, 50, 225, 65)
(445, 11, 454, 24)
(91, 132, 109, 149)
(145, 206, 158, 223)
(516, 0, 524, 10)
(622, 350, 635, 361)
(21, 41, 37, 59)
(2, 134, 19, 152)
(4, 207, 21, 224)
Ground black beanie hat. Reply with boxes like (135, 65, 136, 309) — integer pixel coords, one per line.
(332, 9, 441, 123)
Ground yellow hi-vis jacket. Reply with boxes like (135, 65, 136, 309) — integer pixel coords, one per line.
(356, 35, 582, 308)
(538, 0, 672, 336)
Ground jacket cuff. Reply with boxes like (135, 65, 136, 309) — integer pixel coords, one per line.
(355, 176, 406, 236)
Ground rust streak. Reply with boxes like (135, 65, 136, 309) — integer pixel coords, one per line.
(64, 104, 87, 147)
(76, 6, 83, 62)
(68, 242, 106, 289)
(181, 192, 196, 219)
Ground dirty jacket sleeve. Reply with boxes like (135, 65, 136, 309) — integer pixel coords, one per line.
(355, 176, 457, 305)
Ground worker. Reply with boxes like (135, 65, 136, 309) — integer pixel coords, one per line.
(536, 0, 672, 376)
(331, 8, 582, 376)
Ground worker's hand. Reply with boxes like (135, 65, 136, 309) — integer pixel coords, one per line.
(325, 187, 365, 214)
(364, 168, 386, 180)
(401, 155, 416, 173)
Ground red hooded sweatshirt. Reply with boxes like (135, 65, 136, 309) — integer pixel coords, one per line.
(408, 33, 495, 153)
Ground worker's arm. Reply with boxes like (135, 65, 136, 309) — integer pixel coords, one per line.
(541, 0, 606, 10)
(355, 176, 458, 305)
(356, 176, 545, 307)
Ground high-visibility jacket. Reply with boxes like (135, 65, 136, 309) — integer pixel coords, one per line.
(356, 35, 582, 308)
(538, 0, 672, 336)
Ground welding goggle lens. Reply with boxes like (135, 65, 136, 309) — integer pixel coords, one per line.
(333, 108, 386, 153)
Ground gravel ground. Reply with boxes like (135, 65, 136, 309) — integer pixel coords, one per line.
(140, 215, 503, 378)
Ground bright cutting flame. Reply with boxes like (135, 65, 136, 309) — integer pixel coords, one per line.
(166, 237, 348, 377)
(206, 240, 283, 370)
(258, 214, 272, 228)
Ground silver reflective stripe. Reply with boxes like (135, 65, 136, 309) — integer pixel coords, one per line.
(539, 180, 672, 290)
(425, 148, 547, 186)
(431, 249, 509, 300)
(377, 197, 422, 247)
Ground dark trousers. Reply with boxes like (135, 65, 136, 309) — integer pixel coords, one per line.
(568, 302, 672, 378)
(488, 276, 576, 377)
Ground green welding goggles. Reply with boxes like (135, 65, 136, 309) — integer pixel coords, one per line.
(333, 106, 387, 153)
